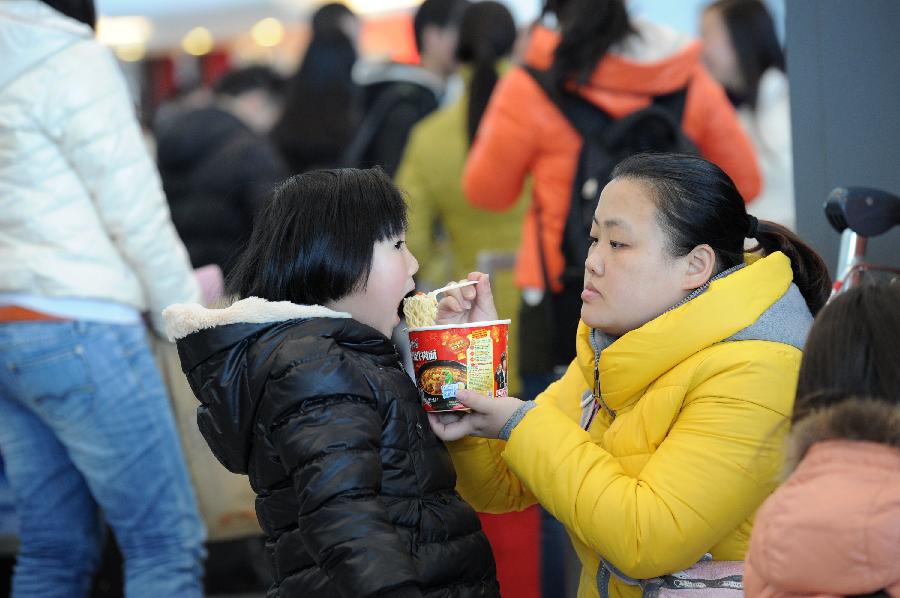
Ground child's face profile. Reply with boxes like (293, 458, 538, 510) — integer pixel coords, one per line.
(330, 235, 419, 337)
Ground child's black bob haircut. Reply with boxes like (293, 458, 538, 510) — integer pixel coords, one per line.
(227, 167, 408, 306)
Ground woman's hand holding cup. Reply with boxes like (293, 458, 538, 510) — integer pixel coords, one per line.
(427, 390, 523, 441)
(435, 272, 498, 325)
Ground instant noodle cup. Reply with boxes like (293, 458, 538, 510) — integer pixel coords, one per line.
(407, 320, 511, 412)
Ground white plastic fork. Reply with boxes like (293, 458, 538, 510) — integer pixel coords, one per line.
(428, 279, 478, 297)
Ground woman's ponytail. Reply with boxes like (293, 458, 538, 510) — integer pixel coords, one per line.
(546, 0, 635, 89)
(752, 220, 831, 316)
(456, 2, 516, 144)
(467, 46, 500, 144)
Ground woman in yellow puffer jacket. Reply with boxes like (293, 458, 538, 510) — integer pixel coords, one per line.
(430, 153, 831, 598)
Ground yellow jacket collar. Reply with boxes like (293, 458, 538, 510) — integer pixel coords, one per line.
(576, 251, 796, 412)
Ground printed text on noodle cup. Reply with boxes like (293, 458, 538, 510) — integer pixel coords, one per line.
(407, 320, 511, 412)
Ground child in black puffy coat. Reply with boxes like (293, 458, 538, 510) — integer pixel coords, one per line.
(164, 168, 499, 598)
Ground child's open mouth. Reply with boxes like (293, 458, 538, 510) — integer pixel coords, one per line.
(398, 289, 417, 319)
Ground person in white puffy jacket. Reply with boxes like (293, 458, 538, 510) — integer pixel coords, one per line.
(701, 0, 796, 230)
(0, 1, 205, 596)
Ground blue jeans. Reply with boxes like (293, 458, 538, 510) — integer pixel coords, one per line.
(0, 321, 205, 597)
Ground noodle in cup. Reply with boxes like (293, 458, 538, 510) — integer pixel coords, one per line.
(407, 320, 511, 412)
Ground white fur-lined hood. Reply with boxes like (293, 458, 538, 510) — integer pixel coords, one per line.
(162, 296, 351, 342)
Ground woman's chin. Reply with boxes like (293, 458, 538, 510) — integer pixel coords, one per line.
(580, 307, 602, 330)
(582, 312, 619, 336)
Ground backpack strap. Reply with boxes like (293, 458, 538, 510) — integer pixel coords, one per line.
(523, 66, 691, 137)
(521, 65, 691, 292)
(651, 86, 690, 122)
(340, 83, 419, 168)
(523, 65, 614, 140)
(522, 65, 617, 293)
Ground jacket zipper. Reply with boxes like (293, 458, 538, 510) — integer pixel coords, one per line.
(587, 265, 745, 424)
(589, 328, 616, 420)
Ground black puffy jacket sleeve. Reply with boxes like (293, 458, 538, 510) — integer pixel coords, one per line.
(265, 362, 423, 598)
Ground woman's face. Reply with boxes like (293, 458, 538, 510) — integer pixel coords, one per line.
(580, 178, 697, 337)
(700, 8, 744, 93)
(330, 235, 419, 337)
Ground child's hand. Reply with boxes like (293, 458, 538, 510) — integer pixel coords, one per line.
(427, 390, 522, 441)
(435, 272, 498, 325)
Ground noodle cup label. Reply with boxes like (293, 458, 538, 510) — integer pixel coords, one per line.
(407, 319, 511, 412)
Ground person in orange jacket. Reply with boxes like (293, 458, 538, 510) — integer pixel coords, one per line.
(744, 283, 900, 598)
(463, 1, 762, 383)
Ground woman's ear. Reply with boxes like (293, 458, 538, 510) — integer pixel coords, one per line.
(682, 244, 716, 291)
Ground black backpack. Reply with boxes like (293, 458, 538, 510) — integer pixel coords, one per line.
(340, 81, 438, 176)
(522, 66, 698, 370)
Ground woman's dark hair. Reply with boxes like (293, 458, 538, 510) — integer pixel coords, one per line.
(311, 2, 354, 37)
(793, 283, 900, 423)
(542, 0, 636, 89)
(705, 0, 785, 109)
(455, 1, 516, 143)
(272, 4, 359, 174)
(40, 0, 96, 30)
(214, 65, 284, 98)
(227, 168, 408, 305)
(413, 0, 469, 54)
(611, 153, 830, 315)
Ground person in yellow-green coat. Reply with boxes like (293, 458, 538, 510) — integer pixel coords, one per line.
(395, 1, 528, 394)
(429, 153, 832, 598)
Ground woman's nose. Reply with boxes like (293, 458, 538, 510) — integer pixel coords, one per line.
(585, 246, 603, 276)
(407, 249, 420, 276)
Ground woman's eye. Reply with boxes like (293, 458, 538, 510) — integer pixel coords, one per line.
(394, 240, 405, 249)
(588, 236, 598, 246)
(609, 241, 626, 249)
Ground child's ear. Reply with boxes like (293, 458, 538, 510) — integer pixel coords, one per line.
(682, 244, 716, 291)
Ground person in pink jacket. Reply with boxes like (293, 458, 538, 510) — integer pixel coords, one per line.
(744, 283, 900, 598)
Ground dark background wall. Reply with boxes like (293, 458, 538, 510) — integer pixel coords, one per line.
(786, 0, 900, 275)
